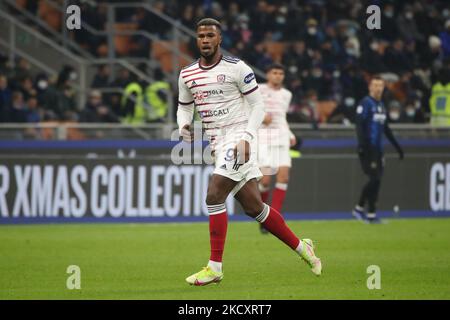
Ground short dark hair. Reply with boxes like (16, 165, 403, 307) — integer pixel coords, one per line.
(266, 63, 285, 73)
(196, 18, 222, 32)
(370, 75, 384, 83)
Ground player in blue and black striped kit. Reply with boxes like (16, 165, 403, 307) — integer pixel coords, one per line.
(353, 76, 404, 224)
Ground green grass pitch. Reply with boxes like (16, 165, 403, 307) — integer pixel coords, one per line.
(1, 218, 450, 299)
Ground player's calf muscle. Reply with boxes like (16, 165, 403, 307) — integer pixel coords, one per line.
(235, 182, 265, 217)
(276, 167, 290, 184)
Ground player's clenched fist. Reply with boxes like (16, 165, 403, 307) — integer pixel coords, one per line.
(233, 140, 250, 164)
(180, 124, 194, 142)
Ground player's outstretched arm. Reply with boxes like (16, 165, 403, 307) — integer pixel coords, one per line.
(384, 122, 404, 160)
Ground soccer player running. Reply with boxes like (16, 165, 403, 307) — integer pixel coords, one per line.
(353, 76, 404, 224)
(257, 64, 297, 234)
(177, 18, 322, 286)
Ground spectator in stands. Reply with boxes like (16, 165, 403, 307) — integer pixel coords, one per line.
(439, 20, 450, 59)
(0, 53, 10, 76)
(287, 89, 320, 128)
(377, 3, 399, 41)
(386, 100, 403, 123)
(282, 41, 312, 74)
(402, 99, 427, 123)
(39, 85, 65, 121)
(327, 97, 357, 125)
(272, 4, 289, 41)
(41, 66, 78, 121)
(361, 40, 388, 74)
(397, 5, 425, 44)
(339, 65, 368, 105)
(6, 0, 450, 124)
(91, 65, 111, 88)
(244, 42, 273, 71)
(304, 65, 327, 100)
(110, 68, 131, 88)
(302, 18, 324, 50)
(12, 58, 32, 82)
(80, 89, 118, 123)
(383, 39, 413, 74)
(25, 94, 41, 123)
(181, 4, 196, 27)
(0, 74, 12, 122)
(422, 36, 444, 71)
(18, 76, 36, 101)
(249, 0, 273, 43)
(73, 1, 107, 56)
(321, 25, 341, 69)
(8, 91, 27, 122)
(133, 2, 171, 40)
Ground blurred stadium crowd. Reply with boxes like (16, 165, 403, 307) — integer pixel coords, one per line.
(1, 0, 450, 125)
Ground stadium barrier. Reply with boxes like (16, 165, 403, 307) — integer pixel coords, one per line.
(0, 128, 449, 223)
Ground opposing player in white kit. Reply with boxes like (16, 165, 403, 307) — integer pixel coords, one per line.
(177, 18, 321, 286)
(257, 64, 297, 234)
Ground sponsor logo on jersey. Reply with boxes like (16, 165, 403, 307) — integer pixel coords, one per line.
(373, 113, 386, 123)
(193, 89, 224, 104)
(217, 74, 226, 84)
(198, 108, 230, 119)
(356, 105, 363, 114)
(244, 73, 255, 84)
(373, 105, 386, 123)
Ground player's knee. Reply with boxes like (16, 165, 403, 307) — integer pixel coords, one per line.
(243, 202, 265, 218)
(205, 191, 224, 205)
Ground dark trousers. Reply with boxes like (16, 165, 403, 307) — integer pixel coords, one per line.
(357, 149, 384, 213)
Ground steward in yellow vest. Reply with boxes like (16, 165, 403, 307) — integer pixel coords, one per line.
(120, 82, 147, 124)
(146, 81, 170, 122)
(429, 73, 450, 126)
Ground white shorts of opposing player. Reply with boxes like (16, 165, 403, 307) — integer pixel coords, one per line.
(257, 143, 292, 175)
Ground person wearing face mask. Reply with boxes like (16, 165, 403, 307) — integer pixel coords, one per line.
(303, 18, 323, 50)
(34, 73, 59, 121)
(353, 76, 404, 224)
(403, 104, 417, 123)
(387, 100, 402, 123)
(397, 5, 424, 43)
(378, 4, 399, 41)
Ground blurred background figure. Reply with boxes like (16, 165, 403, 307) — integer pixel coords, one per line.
(80, 89, 118, 123)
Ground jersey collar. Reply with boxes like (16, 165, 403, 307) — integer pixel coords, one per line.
(199, 54, 223, 70)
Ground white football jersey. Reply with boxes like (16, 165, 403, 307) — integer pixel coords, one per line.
(178, 55, 259, 153)
(258, 83, 293, 146)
